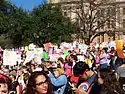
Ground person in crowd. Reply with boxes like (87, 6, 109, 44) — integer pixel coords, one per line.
(0, 73, 11, 94)
(72, 61, 102, 94)
(56, 57, 64, 68)
(30, 63, 36, 73)
(116, 59, 125, 91)
(9, 72, 20, 94)
(70, 55, 78, 66)
(109, 47, 117, 70)
(23, 73, 30, 86)
(63, 55, 74, 79)
(84, 54, 93, 69)
(22, 66, 29, 74)
(99, 67, 124, 94)
(49, 68, 67, 94)
(84, 48, 96, 69)
(0, 65, 4, 74)
(16, 68, 25, 91)
(99, 48, 110, 69)
(24, 71, 53, 94)
(95, 51, 101, 68)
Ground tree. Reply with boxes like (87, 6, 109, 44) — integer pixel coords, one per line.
(6, 6, 29, 47)
(72, 0, 116, 44)
(25, 4, 76, 46)
(0, 1, 77, 48)
(0, 0, 13, 35)
(0, 0, 16, 48)
(0, 35, 13, 48)
(0, 0, 29, 47)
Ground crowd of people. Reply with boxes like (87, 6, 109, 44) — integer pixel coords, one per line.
(0, 40, 125, 94)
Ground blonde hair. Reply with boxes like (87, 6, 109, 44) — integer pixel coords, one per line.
(65, 55, 71, 62)
(54, 68, 65, 76)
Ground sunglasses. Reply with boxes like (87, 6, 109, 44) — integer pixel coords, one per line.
(36, 79, 48, 86)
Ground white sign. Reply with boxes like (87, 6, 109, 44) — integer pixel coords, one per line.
(3, 50, 17, 65)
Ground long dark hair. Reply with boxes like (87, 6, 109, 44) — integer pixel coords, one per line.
(24, 71, 53, 94)
(99, 68, 124, 94)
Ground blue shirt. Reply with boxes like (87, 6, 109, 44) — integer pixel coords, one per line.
(49, 72, 67, 94)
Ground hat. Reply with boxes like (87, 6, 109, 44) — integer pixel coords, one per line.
(9, 71, 16, 76)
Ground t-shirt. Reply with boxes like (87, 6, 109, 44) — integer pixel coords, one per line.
(78, 73, 99, 94)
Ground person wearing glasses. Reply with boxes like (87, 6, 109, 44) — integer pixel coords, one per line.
(24, 71, 53, 94)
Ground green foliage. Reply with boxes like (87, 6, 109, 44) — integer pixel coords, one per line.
(0, 0, 13, 34)
(0, 35, 13, 48)
(27, 4, 76, 46)
(7, 7, 28, 47)
(0, 1, 76, 48)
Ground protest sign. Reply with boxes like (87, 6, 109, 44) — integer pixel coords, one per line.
(42, 51, 48, 61)
(116, 40, 125, 58)
(43, 42, 53, 52)
(24, 51, 34, 65)
(63, 50, 68, 56)
(49, 54, 59, 62)
(3, 50, 17, 65)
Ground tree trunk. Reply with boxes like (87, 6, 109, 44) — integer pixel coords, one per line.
(84, 38, 91, 45)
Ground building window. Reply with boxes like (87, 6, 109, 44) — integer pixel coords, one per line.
(97, 10, 101, 17)
(111, 8, 116, 16)
(123, 19, 125, 28)
(107, 20, 110, 28)
(101, 9, 104, 17)
(123, 8, 125, 15)
(63, 11, 67, 16)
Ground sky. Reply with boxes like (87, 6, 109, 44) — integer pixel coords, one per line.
(9, 0, 45, 11)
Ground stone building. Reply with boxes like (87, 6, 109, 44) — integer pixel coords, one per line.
(48, 0, 125, 43)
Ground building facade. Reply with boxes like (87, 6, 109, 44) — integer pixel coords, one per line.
(48, 0, 125, 43)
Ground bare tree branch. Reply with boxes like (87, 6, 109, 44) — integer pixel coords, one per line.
(72, 0, 116, 44)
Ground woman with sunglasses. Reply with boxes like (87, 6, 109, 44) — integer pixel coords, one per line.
(24, 71, 53, 94)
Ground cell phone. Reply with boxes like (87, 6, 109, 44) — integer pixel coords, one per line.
(68, 81, 75, 88)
